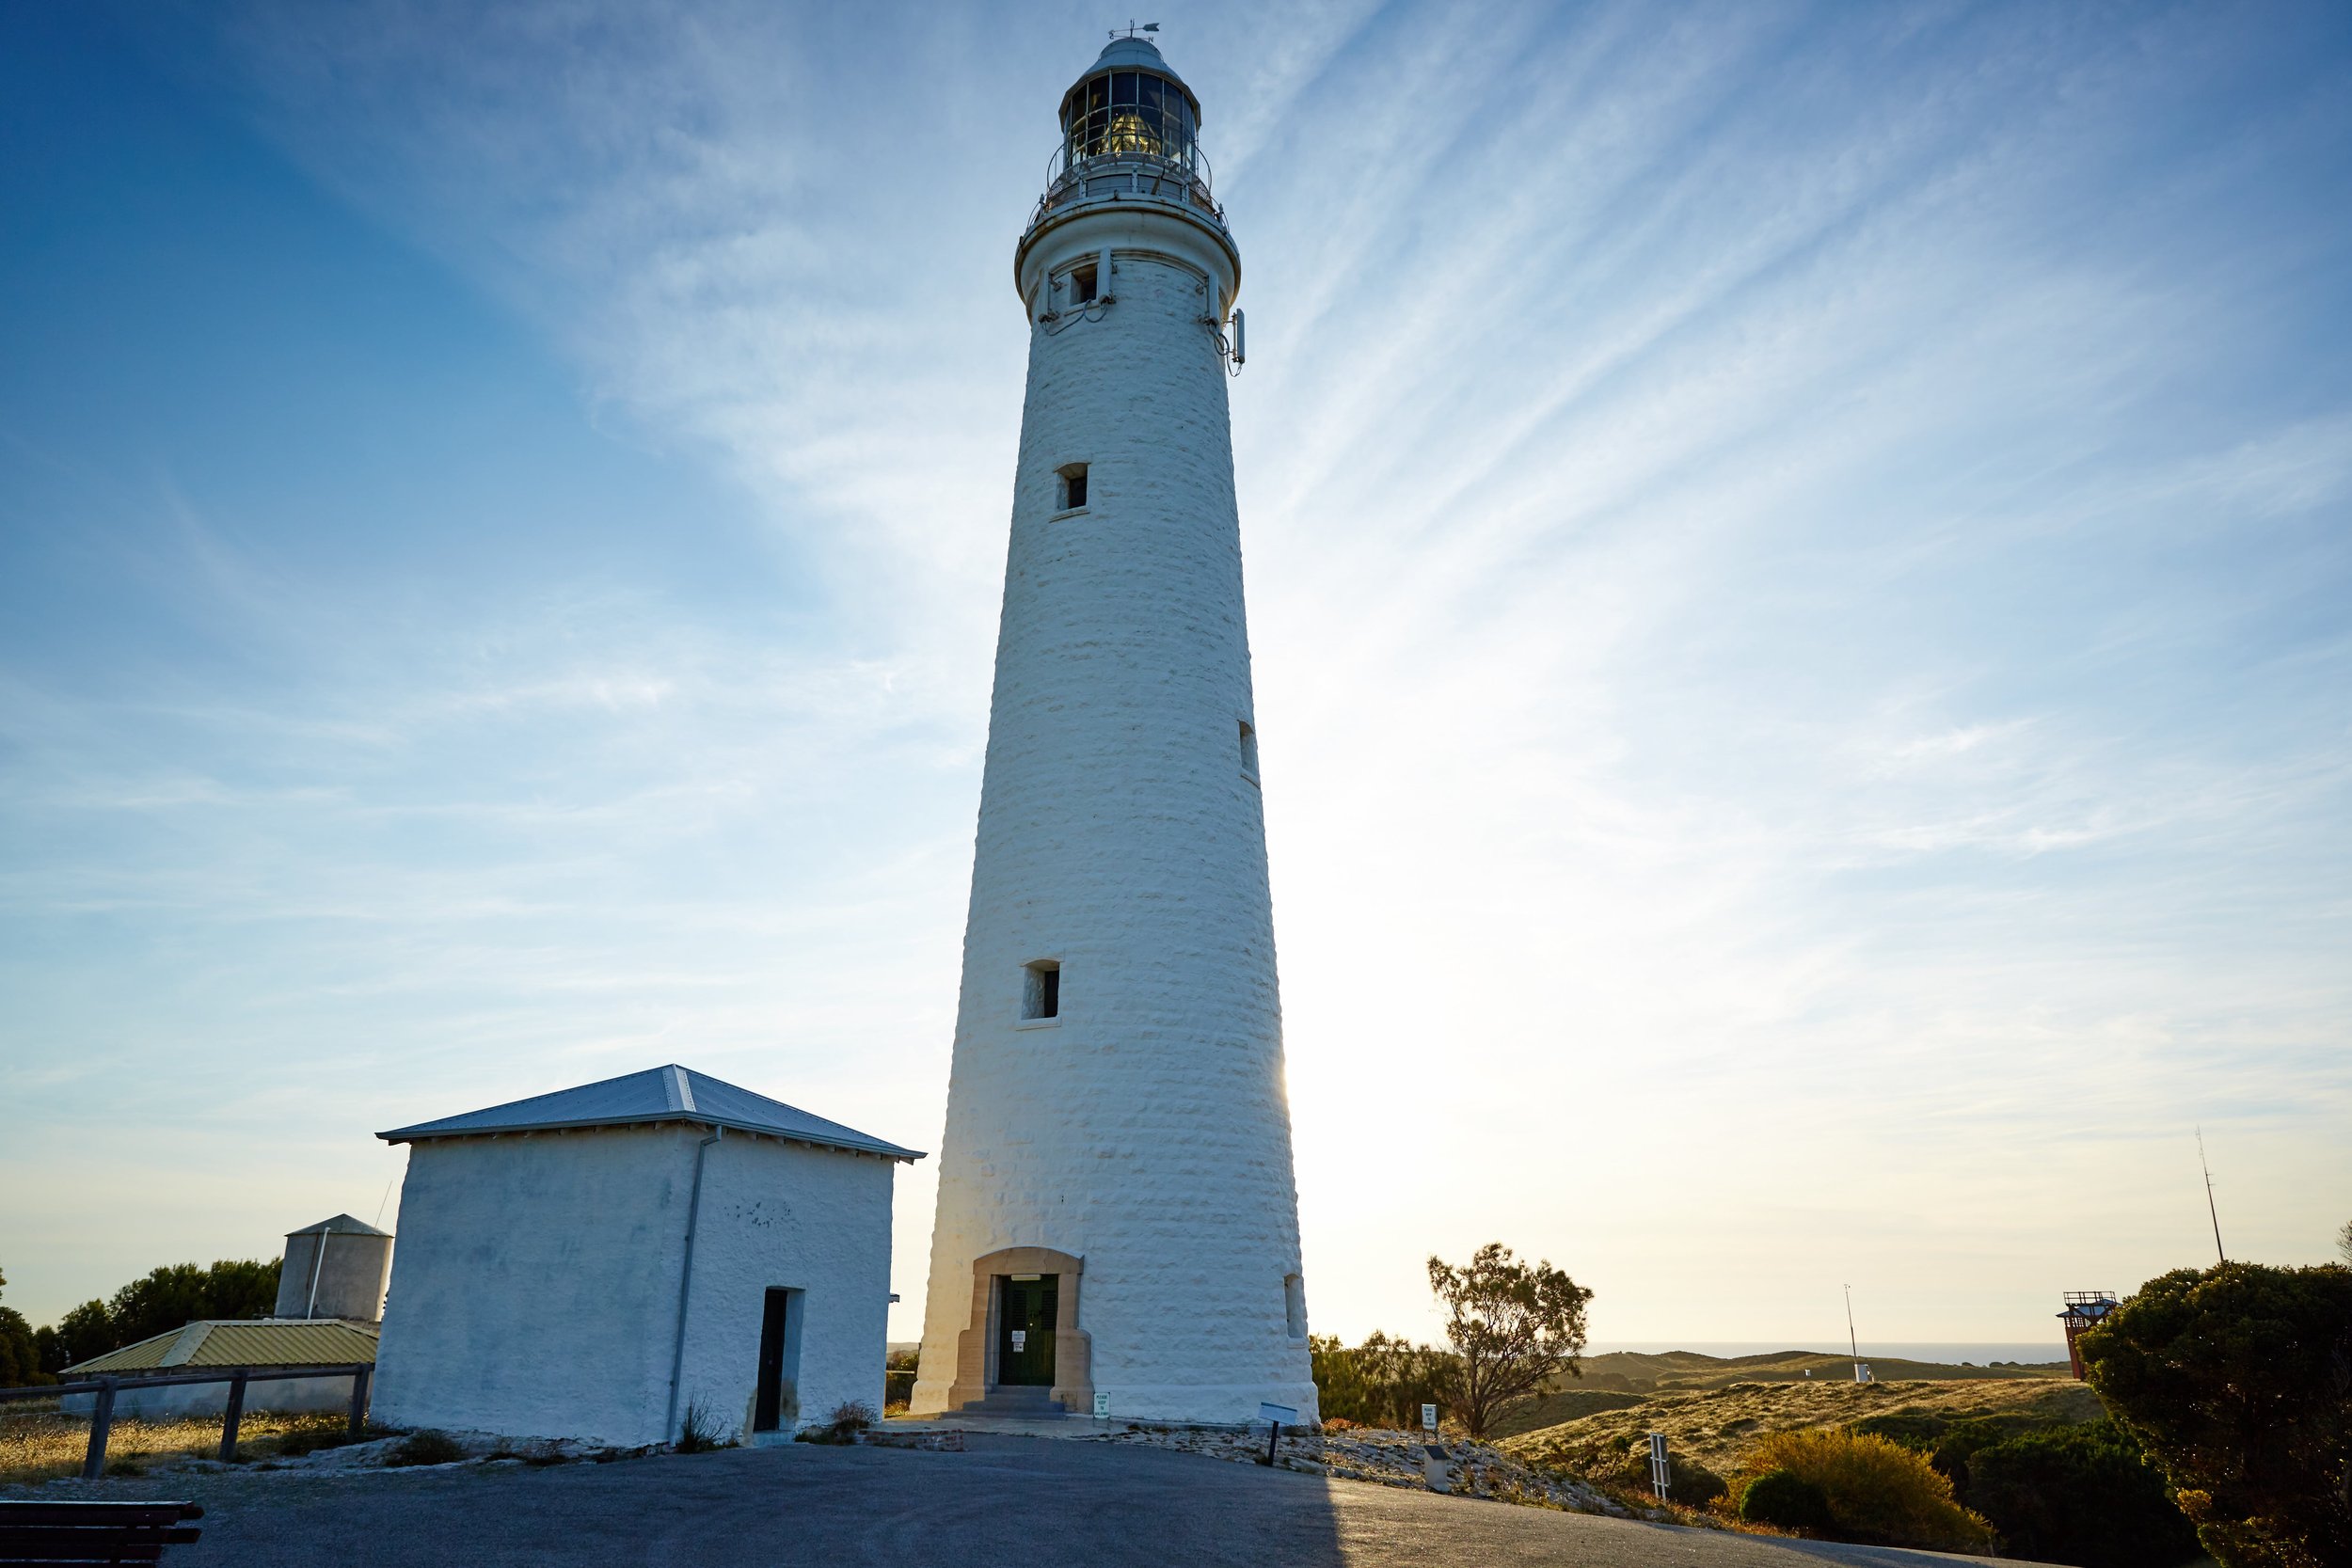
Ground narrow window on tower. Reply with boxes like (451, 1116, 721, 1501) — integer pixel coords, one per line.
(1070, 261, 1099, 304)
(1238, 720, 1259, 782)
(1057, 463, 1089, 512)
(1022, 960, 1061, 1021)
(1284, 1275, 1308, 1339)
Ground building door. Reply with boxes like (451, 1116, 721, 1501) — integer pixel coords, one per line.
(754, 1287, 792, 1432)
(995, 1274, 1057, 1387)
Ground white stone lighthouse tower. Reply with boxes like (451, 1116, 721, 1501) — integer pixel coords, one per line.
(911, 34, 1315, 1425)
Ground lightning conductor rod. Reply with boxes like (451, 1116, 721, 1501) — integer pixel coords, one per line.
(1845, 1284, 1859, 1362)
(2198, 1126, 2226, 1264)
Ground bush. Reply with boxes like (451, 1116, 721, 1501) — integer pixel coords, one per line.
(1599, 1441, 1725, 1507)
(272, 1420, 360, 1458)
(1734, 1429, 1994, 1553)
(674, 1399, 728, 1453)
(2083, 1261, 2352, 1568)
(1310, 1332, 1456, 1431)
(792, 1401, 875, 1446)
(385, 1430, 466, 1467)
(1963, 1421, 2201, 1568)
(1740, 1467, 1834, 1531)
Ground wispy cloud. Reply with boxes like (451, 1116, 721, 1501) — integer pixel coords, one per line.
(1, 0, 2345, 1340)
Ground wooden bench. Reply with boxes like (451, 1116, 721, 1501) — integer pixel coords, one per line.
(0, 1501, 202, 1563)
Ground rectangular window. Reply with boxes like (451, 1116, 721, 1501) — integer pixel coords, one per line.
(1023, 960, 1060, 1021)
(1071, 262, 1098, 304)
(1057, 464, 1089, 510)
(1238, 720, 1259, 779)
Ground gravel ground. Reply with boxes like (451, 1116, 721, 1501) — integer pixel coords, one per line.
(6, 1432, 2053, 1567)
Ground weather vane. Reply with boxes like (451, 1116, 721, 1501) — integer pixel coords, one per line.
(1110, 21, 1161, 40)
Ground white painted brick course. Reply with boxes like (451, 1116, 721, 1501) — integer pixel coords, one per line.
(913, 193, 1316, 1423)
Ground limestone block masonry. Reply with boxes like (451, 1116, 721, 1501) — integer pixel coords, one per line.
(913, 39, 1315, 1425)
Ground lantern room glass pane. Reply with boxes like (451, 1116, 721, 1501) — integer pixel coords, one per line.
(1111, 71, 1137, 106)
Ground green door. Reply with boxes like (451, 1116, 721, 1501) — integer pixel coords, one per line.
(996, 1274, 1058, 1387)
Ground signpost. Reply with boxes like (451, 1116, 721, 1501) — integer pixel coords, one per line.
(1647, 1432, 1670, 1500)
(1421, 1403, 1438, 1435)
(1257, 1402, 1298, 1466)
(1092, 1391, 1110, 1418)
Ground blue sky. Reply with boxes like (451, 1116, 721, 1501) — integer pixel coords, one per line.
(3, 0, 2347, 1349)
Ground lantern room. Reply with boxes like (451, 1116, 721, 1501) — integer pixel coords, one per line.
(1059, 36, 1203, 175)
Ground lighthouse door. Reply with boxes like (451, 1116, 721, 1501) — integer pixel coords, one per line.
(995, 1274, 1058, 1386)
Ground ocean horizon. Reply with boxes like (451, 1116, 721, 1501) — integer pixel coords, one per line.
(1586, 1341, 2070, 1366)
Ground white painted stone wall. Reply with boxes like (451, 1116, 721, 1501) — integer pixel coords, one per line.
(374, 1125, 896, 1446)
(61, 1376, 357, 1421)
(913, 174, 1317, 1423)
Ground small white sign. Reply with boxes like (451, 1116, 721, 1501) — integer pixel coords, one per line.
(1421, 1403, 1438, 1433)
(1092, 1392, 1109, 1418)
(1010, 1330, 1026, 1352)
(1257, 1402, 1298, 1426)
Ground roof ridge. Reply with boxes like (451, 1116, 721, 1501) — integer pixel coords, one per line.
(376, 1063, 924, 1163)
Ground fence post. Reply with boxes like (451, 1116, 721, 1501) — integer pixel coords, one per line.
(347, 1366, 372, 1439)
(219, 1370, 249, 1462)
(81, 1378, 118, 1480)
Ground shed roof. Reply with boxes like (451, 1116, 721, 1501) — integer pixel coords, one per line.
(377, 1064, 924, 1162)
(286, 1212, 389, 1239)
(64, 1319, 378, 1375)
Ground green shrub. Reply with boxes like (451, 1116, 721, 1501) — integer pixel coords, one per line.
(1963, 1420, 2201, 1568)
(1309, 1332, 1457, 1430)
(1735, 1429, 1994, 1553)
(1740, 1467, 1833, 1531)
(272, 1420, 359, 1459)
(673, 1400, 728, 1453)
(1600, 1441, 1726, 1507)
(2083, 1261, 2352, 1568)
(385, 1430, 466, 1467)
(793, 1401, 877, 1446)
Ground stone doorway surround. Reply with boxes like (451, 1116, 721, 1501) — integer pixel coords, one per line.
(947, 1246, 1091, 1413)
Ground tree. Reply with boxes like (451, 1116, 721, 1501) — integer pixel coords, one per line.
(28, 1258, 284, 1374)
(102, 1259, 278, 1349)
(2336, 1218, 2350, 1267)
(1961, 1421, 2202, 1568)
(1310, 1331, 1455, 1429)
(1426, 1242, 1592, 1440)
(2082, 1260, 2352, 1568)
(0, 1267, 50, 1388)
(48, 1301, 117, 1370)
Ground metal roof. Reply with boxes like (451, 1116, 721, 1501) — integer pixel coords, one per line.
(286, 1212, 389, 1238)
(377, 1064, 924, 1162)
(64, 1319, 378, 1375)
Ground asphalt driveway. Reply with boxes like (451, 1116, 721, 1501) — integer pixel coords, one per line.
(57, 1433, 2042, 1567)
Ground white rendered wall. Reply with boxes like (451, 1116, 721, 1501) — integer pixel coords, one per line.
(373, 1125, 896, 1446)
(61, 1377, 355, 1421)
(913, 207, 1316, 1423)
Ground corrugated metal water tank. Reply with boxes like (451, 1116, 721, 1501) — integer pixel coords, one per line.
(273, 1213, 394, 1323)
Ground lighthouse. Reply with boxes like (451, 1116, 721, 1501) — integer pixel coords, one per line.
(910, 33, 1316, 1424)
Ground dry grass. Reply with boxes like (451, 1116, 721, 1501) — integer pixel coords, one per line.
(1499, 1376, 2105, 1479)
(0, 1401, 355, 1483)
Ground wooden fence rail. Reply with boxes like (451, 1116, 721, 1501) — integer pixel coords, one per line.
(0, 1365, 373, 1479)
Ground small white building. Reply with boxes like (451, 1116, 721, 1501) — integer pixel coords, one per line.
(371, 1065, 921, 1448)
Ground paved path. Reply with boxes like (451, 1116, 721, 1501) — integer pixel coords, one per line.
(65, 1434, 2042, 1567)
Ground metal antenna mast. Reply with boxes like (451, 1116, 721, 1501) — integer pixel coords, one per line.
(1844, 1284, 1864, 1382)
(2197, 1127, 2226, 1264)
